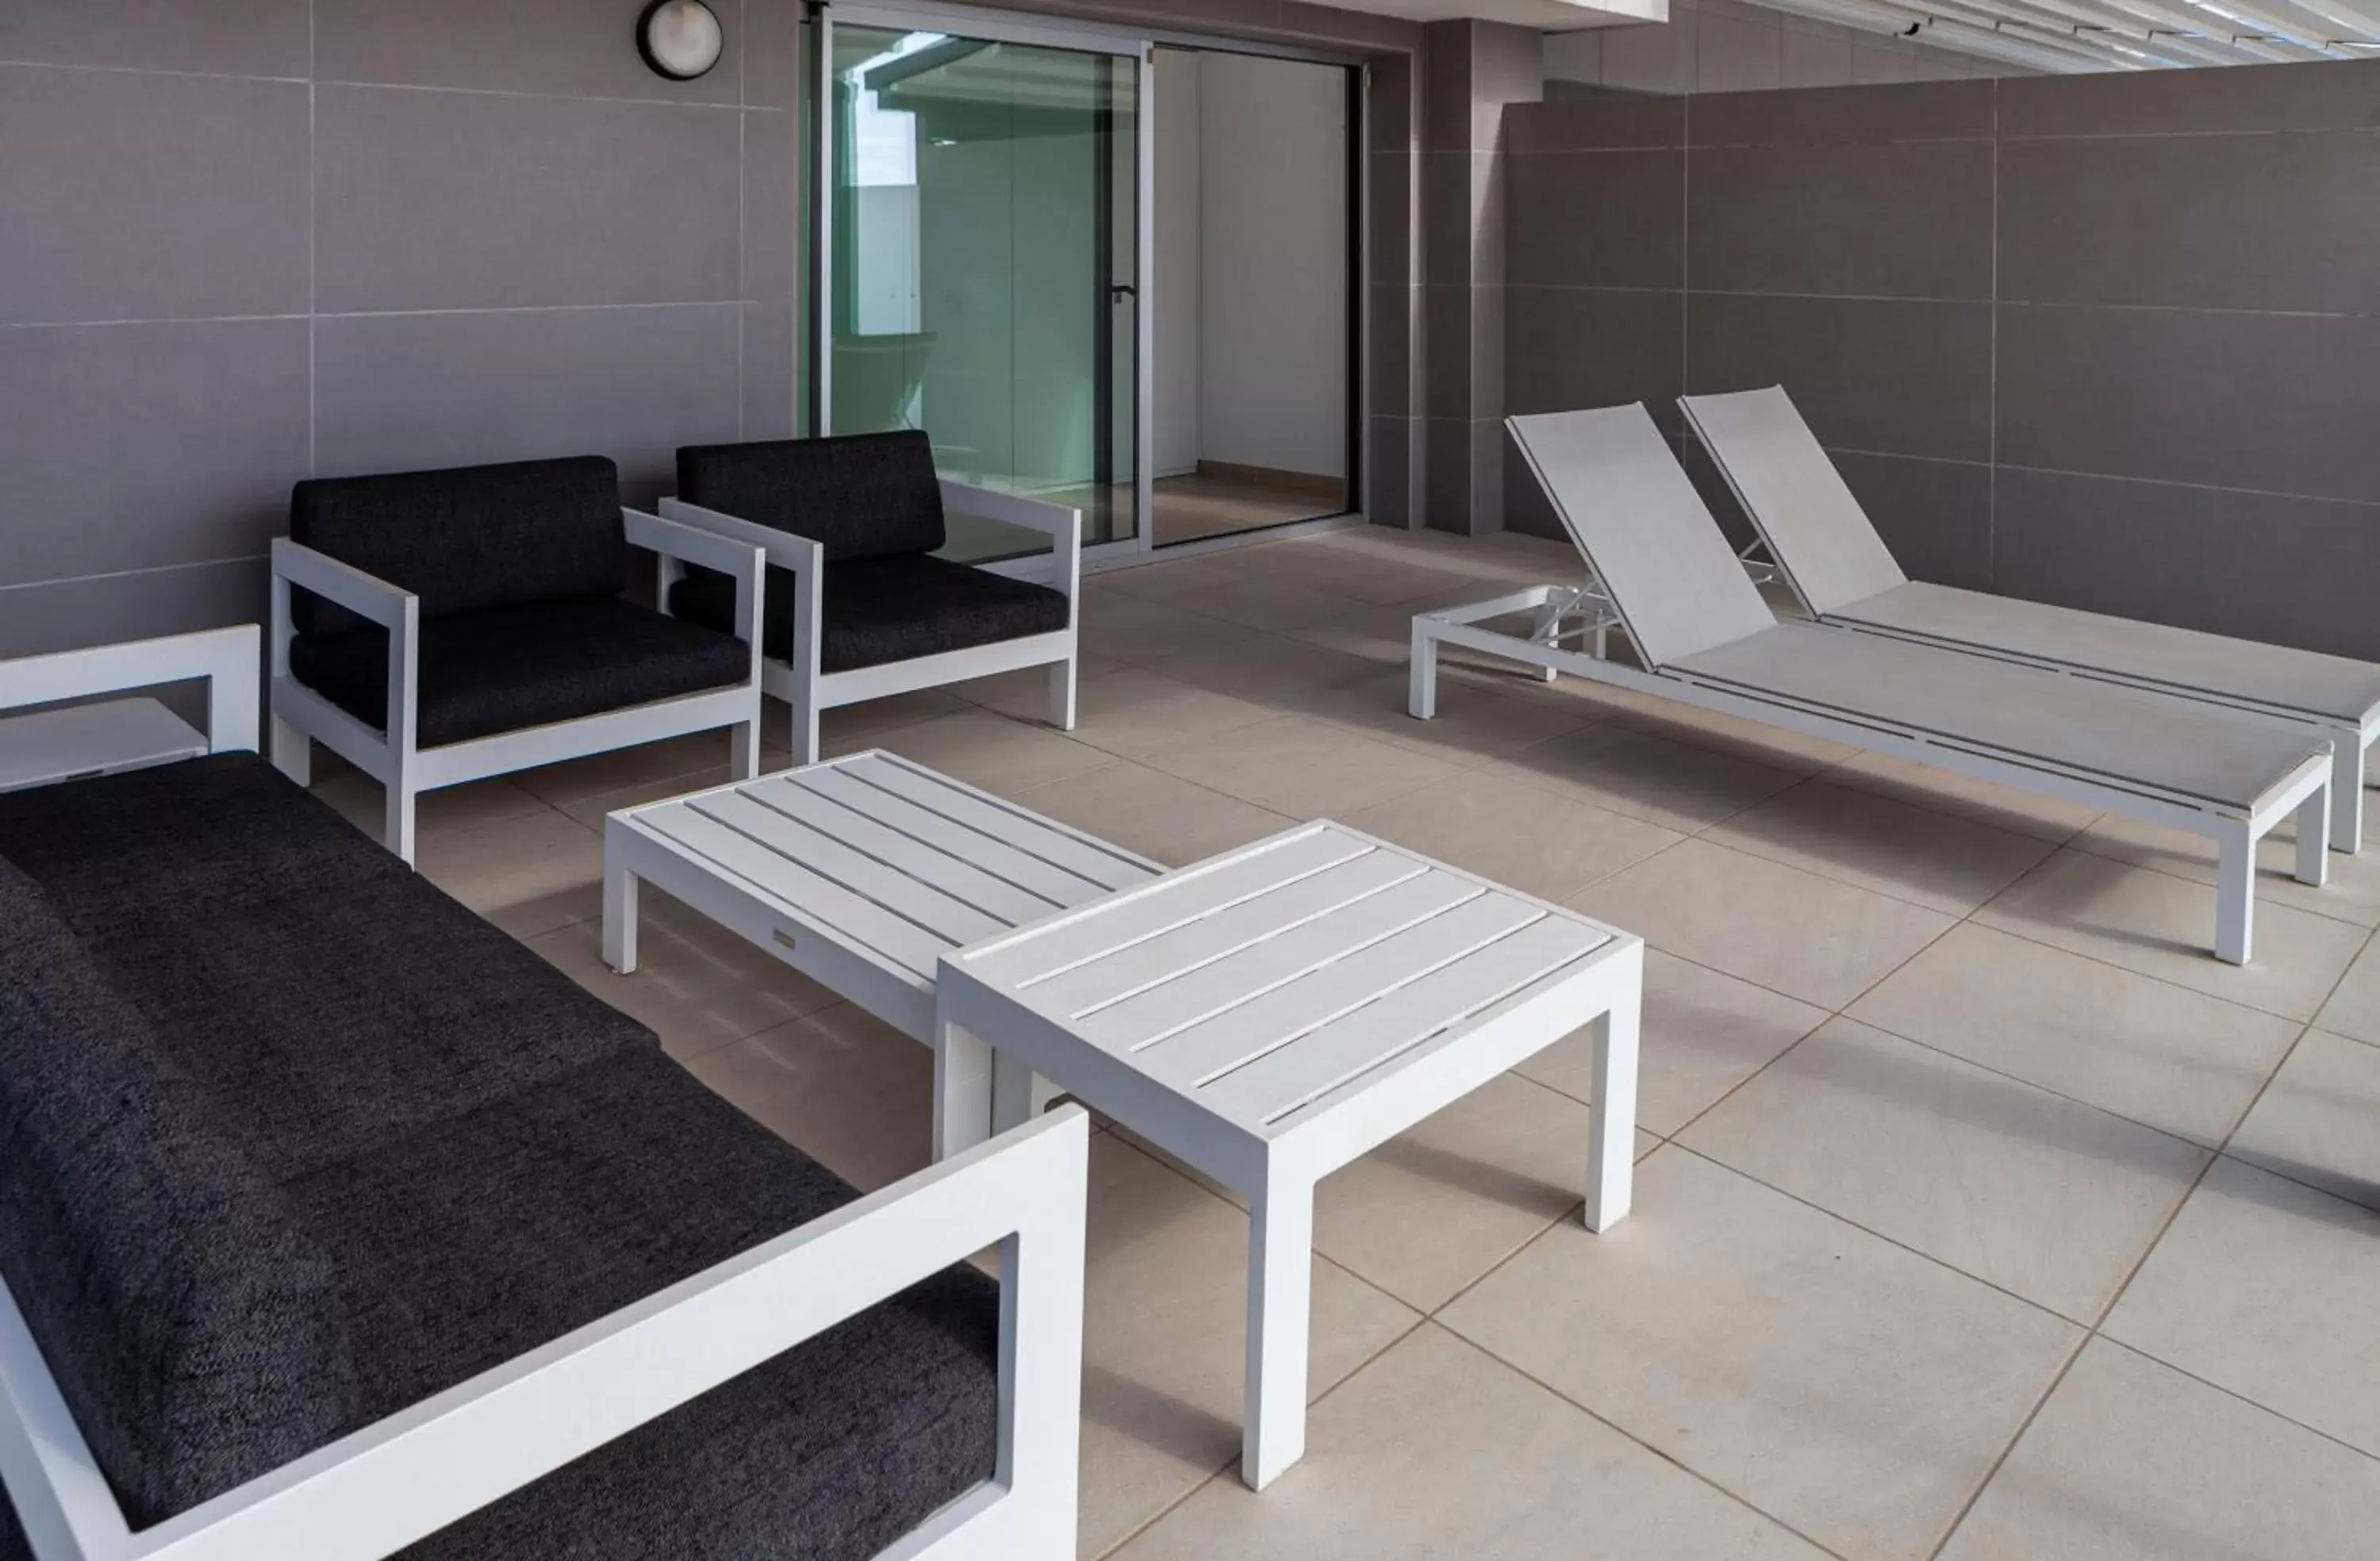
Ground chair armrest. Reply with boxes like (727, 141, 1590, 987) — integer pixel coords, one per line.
(657, 498, 825, 578)
(0, 1107, 1091, 1561)
(621, 507, 767, 585)
(939, 482, 1081, 605)
(0, 627, 261, 756)
(270, 539, 414, 630)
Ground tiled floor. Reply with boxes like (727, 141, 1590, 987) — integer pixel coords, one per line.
(340, 525, 2380, 1560)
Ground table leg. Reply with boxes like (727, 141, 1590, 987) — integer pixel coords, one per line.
(1585, 983, 1641, 1233)
(602, 862, 639, 975)
(934, 1014, 996, 1162)
(1243, 1172, 1314, 1490)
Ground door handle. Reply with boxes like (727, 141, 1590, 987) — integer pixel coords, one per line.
(1108, 283, 1137, 301)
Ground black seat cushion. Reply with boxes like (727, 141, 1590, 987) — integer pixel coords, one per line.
(286, 593, 750, 750)
(289, 1045, 1000, 1560)
(0, 855, 358, 1530)
(678, 431, 946, 563)
(290, 456, 628, 635)
(672, 553, 1070, 674)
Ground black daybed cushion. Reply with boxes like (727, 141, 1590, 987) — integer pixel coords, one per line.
(286, 593, 750, 749)
(0, 757, 1002, 1559)
(671, 552, 1070, 673)
(678, 431, 946, 562)
(0, 855, 358, 1530)
(290, 455, 628, 635)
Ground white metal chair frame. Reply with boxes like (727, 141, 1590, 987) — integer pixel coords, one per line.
(659, 481, 1081, 766)
(0, 629, 1090, 1561)
(1411, 424, 2336, 967)
(267, 508, 768, 865)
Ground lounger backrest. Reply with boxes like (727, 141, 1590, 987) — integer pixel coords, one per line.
(1506, 405, 1777, 669)
(1680, 386, 1907, 616)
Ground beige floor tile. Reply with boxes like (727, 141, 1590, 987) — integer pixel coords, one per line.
(510, 730, 747, 806)
(1975, 850, 2370, 1022)
(1309, 1072, 1612, 1313)
(1077, 594, 1249, 666)
(527, 887, 842, 1060)
(2074, 788, 2380, 929)
(1518, 949, 1828, 1136)
(416, 807, 603, 938)
(678, 1002, 935, 1195)
(2104, 1155, 2380, 1458)
(1201, 535, 1462, 607)
(1829, 750, 2102, 844)
(557, 764, 741, 830)
(807, 685, 974, 747)
(1607, 695, 1863, 776)
(1326, 673, 1599, 769)
(1573, 838, 1956, 1011)
(1441, 1145, 2082, 1561)
(1075, 1136, 1420, 1559)
(1165, 576, 1374, 635)
(978, 666, 1277, 761)
(1008, 761, 1296, 869)
(1115, 1324, 1827, 1561)
(1491, 724, 1808, 834)
(2317, 934, 2380, 1045)
(1341, 769, 1679, 903)
(1939, 1338, 2380, 1561)
(1136, 635, 1385, 713)
(310, 770, 548, 842)
(1137, 715, 1460, 818)
(1681, 1018, 2209, 1321)
(1850, 923, 2301, 1148)
(1705, 779, 2057, 917)
(2225, 1030, 2380, 1214)
(855, 706, 1118, 796)
(1093, 554, 1250, 604)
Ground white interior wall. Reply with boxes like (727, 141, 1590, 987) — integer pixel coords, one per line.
(1152, 49, 1349, 484)
(1154, 49, 1203, 478)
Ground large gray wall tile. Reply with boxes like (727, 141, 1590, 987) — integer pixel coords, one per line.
(1999, 57, 2380, 138)
(0, 1, 310, 77)
(1368, 416, 1412, 526)
(1994, 467, 2380, 662)
(1997, 305, 2380, 504)
(1368, 48, 1413, 153)
(746, 0, 802, 110)
(1507, 150, 1683, 290)
(1507, 95, 1683, 153)
(315, 86, 742, 313)
(0, 558, 267, 661)
(2001, 131, 2380, 315)
(743, 109, 797, 308)
(1372, 284, 1415, 416)
(1833, 451, 1991, 591)
(1687, 78, 1991, 147)
(1426, 284, 1472, 420)
(1506, 286, 1683, 425)
(1424, 416, 1472, 533)
(1685, 292, 1990, 462)
(1687, 140, 1994, 300)
(0, 66, 309, 325)
(1694, 15, 1781, 96)
(1469, 21, 1543, 151)
(743, 303, 797, 441)
(0, 320, 309, 585)
(314, 0, 743, 103)
(1422, 20, 1471, 152)
(1370, 150, 1413, 285)
(314, 305, 743, 504)
(1503, 434, 1557, 539)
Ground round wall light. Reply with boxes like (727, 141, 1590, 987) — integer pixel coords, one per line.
(637, 0, 724, 81)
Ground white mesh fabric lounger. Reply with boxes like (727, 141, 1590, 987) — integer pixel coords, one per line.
(1407, 404, 2336, 965)
(1681, 385, 2380, 854)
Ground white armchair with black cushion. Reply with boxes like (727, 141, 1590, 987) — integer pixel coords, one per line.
(660, 431, 1078, 765)
(268, 456, 766, 864)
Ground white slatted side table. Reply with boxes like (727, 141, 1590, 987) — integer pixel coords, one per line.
(939, 821, 1644, 1491)
(601, 750, 1160, 1158)
(0, 698, 208, 794)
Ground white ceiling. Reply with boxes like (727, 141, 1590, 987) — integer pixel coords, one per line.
(1732, 0, 2380, 73)
(1342, 0, 1662, 27)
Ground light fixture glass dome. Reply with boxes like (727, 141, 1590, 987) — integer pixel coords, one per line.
(639, 0, 724, 81)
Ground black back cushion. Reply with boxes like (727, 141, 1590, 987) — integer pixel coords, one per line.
(0, 856, 358, 1528)
(290, 456, 627, 633)
(678, 431, 945, 563)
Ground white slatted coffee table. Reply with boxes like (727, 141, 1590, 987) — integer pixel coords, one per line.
(601, 750, 1160, 1158)
(939, 821, 1644, 1491)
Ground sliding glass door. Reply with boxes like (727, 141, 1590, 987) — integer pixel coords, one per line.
(817, 8, 1148, 560)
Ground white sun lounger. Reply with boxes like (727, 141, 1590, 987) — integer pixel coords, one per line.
(1681, 385, 2380, 854)
(1408, 405, 2337, 965)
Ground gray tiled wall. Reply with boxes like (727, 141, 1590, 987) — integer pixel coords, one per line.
(1501, 58, 2380, 662)
(0, 0, 797, 654)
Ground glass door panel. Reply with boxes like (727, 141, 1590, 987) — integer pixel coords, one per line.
(828, 22, 1140, 559)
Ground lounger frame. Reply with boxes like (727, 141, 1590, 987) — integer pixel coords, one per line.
(661, 482, 1081, 768)
(0, 630, 1089, 1561)
(1412, 579, 2332, 966)
(267, 509, 768, 866)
